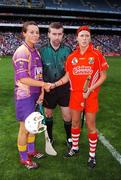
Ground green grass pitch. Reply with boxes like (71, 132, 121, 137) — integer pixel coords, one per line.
(0, 56, 121, 180)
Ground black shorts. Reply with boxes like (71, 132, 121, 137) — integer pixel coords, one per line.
(43, 83, 70, 109)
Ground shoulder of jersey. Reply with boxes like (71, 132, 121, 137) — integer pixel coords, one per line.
(62, 43, 72, 51)
(93, 48, 103, 56)
(93, 47, 102, 55)
(15, 44, 29, 54)
(15, 44, 24, 51)
(66, 49, 77, 60)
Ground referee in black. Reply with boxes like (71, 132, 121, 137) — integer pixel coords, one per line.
(39, 22, 72, 149)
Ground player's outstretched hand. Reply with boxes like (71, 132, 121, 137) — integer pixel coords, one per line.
(50, 83, 56, 89)
(44, 83, 52, 92)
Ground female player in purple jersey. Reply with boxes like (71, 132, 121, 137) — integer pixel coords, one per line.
(13, 21, 51, 169)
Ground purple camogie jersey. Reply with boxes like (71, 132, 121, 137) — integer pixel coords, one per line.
(13, 42, 43, 100)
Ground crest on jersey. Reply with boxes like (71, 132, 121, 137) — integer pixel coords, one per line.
(88, 57, 94, 64)
(72, 57, 78, 65)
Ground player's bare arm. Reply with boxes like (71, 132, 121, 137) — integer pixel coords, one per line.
(90, 70, 107, 91)
(20, 77, 52, 91)
(50, 72, 69, 89)
(37, 88, 44, 104)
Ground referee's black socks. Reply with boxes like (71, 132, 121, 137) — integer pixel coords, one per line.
(64, 121, 72, 140)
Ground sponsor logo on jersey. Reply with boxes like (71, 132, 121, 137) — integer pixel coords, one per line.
(73, 65, 93, 75)
(88, 57, 94, 64)
(34, 67, 43, 80)
(72, 57, 78, 65)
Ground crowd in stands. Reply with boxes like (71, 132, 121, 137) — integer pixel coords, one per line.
(0, 0, 121, 13)
(1, 19, 121, 31)
(93, 34, 121, 56)
(0, 0, 45, 8)
(0, 32, 121, 56)
(0, 32, 21, 56)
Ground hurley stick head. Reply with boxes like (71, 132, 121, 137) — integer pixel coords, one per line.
(83, 75, 91, 93)
(45, 130, 57, 156)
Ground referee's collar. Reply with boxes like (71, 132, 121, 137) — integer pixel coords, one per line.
(48, 41, 63, 51)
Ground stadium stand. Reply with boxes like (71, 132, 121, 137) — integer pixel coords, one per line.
(0, 0, 121, 56)
(0, 0, 120, 13)
(0, 32, 120, 56)
(0, 0, 28, 6)
(44, 0, 121, 13)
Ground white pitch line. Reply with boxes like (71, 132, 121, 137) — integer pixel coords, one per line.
(98, 131, 121, 165)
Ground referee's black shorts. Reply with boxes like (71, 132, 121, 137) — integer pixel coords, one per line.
(43, 82, 70, 109)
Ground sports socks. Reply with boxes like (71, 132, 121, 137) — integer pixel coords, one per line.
(18, 144, 28, 161)
(27, 135, 35, 154)
(71, 128, 80, 150)
(64, 121, 72, 140)
(88, 132, 98, 158)
(45, 117, 53, 141)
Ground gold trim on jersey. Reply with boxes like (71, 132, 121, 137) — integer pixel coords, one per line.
(14, 58, 29, 64)
(16, 69, 28, 74)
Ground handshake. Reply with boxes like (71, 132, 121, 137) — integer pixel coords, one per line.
(43, 79, 64, 92)
(43, 82, 57, 92)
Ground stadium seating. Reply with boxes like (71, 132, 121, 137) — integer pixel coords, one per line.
(0, 0, 28, 6)
(0, 32, 121, 56)
(0, 0, 120, 13)
(44, 0, 121, 13)
(0, 0, 121, 56)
